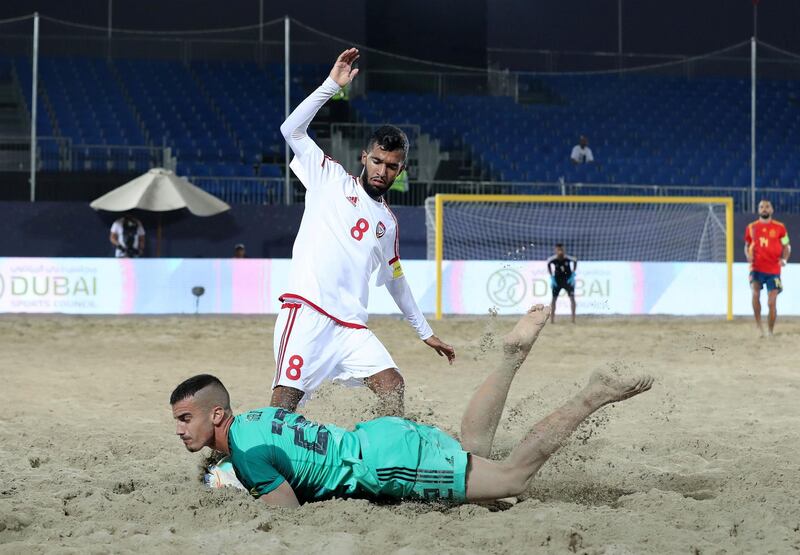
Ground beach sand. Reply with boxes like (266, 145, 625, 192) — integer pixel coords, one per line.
(1, 313, 799, 554)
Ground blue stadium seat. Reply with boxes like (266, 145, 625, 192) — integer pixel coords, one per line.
(6, 54, 800, 206)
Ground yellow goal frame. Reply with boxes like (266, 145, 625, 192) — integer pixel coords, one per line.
(434, 194, 735, 321)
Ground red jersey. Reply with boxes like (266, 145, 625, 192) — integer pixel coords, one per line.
(744, 219, 789, 275)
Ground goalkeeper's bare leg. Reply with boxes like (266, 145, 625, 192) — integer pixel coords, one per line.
(460, 304, 550, 458)
(464, 371, 654, 501)
(568, 291, 576, 324)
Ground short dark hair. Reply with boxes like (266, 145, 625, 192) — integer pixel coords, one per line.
(170, 374, 229, 407)
(555, 243, 564, 249)
(366, 125, 409, 161)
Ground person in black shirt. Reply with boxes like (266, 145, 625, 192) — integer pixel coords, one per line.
(546, 244, 578, 323)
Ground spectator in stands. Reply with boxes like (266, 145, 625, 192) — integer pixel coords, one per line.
(233, 244, 247, 258)
(109, 214, 145, 258)
(570, 136, 594, 164)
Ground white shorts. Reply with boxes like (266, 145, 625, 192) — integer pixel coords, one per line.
(272, 301, 398, 395)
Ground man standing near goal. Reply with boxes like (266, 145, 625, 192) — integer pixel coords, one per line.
(745, 199, 791, 337)
(547, 244, 577, 324)
(274, 48, 455, 415)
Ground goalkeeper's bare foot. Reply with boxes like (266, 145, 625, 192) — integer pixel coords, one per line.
(584, 371, 654, 407)
(503, 304, 550, 359)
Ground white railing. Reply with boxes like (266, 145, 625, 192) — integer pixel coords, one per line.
(186, 176, 800, 213)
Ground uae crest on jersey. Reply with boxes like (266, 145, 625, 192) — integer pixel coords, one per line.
(376, 221, 386, 238)
(346, 195, 359, 207)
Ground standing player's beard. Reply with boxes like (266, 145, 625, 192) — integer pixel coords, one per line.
(360, 168, 389, 199)
(760, 213, 770, 220)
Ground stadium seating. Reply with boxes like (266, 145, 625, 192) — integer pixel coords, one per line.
(351, 74, 800, 190)
(7, 56, 800, 204)
(10, 57, 307, 201)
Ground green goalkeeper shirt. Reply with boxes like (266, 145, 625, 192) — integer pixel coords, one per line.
(227, 407, 366, 501)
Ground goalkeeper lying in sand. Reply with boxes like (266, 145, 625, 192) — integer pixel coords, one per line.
(169, 306, 653, 507)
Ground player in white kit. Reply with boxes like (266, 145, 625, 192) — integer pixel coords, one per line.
(273, 48, 455, 415)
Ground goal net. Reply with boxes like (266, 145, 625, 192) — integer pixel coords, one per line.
(425, 194, 734, 318)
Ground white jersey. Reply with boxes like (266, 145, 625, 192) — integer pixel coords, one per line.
(281, 77, 409, 329)
(286, 148, 401, 327)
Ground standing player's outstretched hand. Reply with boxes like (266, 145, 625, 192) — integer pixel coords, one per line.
(424, 336, 456, 365)
(330, 48, 360, 87)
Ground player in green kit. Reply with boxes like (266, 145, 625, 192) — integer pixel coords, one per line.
(219, 408, 467, 501)
(171, 305, 654, 507)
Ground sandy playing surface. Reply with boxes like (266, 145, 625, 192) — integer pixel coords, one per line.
(1, 313, 799, 554)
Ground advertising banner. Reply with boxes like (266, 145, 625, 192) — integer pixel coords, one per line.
(0, 258, 796, 316)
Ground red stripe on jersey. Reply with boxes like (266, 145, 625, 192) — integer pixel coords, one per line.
(273, 306, 291, 387)
(273, 307, 289, 388)
(383, 199, 400, 262)
(275, 306, 300, 386)
(273, 304, 299, 388)
(279, 293, 368, 329)
(322, 153, 344, 169)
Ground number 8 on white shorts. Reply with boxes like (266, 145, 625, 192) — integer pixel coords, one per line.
(272, 302, 399, 397)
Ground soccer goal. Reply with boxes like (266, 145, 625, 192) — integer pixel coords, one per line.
(425, 194, 734, 320)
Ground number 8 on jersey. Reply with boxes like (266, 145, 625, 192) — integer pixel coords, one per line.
(351, 218, 369, 241)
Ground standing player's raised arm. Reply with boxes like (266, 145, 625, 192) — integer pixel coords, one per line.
(280, 49, 359, 190)
(279, 48, 359, 159)
(279, 78, 340, 159)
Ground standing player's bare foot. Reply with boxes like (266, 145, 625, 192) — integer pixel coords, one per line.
(583, 371, 654, 407)
(503, 304, 550, 360)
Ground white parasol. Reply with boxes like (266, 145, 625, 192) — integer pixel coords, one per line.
(90, 168, 230, 256)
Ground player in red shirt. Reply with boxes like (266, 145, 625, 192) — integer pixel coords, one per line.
(744, 200, 791, 337)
